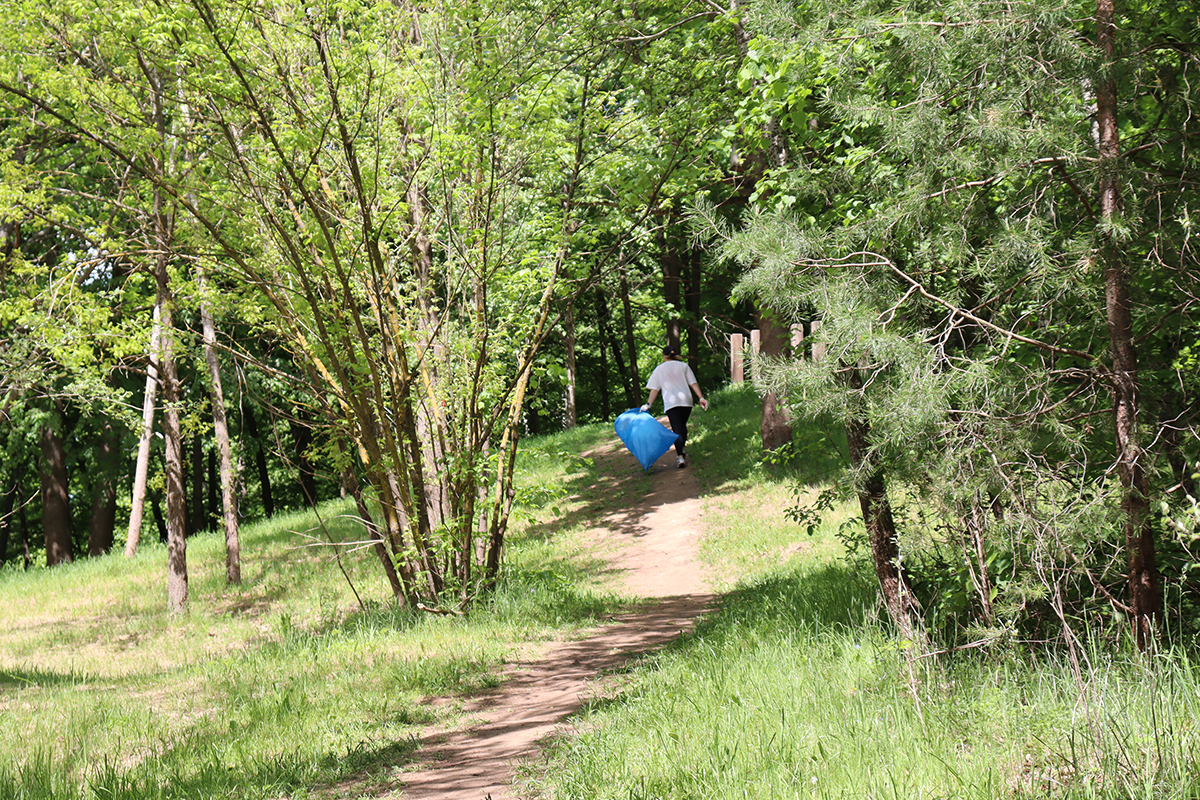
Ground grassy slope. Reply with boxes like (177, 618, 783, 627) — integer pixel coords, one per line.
(0, 425, 634, 799)
(529, 386, 1200, 800)
(2, 385, 1199, 799)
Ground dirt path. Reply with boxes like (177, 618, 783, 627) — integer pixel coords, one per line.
(399, 436, 715, 800)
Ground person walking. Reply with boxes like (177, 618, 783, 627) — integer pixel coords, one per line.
(641, 346, 708, 468)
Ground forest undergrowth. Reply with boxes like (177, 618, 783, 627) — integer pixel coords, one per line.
(1, 385, 1198, 799)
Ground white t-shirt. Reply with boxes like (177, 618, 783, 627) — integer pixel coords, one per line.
(647, 360, 698, 411)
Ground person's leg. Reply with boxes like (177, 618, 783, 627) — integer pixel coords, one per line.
(665, 405, 692, 455)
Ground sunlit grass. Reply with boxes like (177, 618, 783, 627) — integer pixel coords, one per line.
(0, 424, 629, 799)
(527, 388, 1200, 800)
(534, 555, 1200, 799)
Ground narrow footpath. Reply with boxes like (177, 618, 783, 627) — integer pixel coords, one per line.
(398, 436, 715, 800)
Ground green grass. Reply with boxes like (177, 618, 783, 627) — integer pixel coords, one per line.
(6, 387, 1200, 799)
(532, 559, 1200, 799)
(0, 425, 628, 800)
(524, 386, 1200, 800)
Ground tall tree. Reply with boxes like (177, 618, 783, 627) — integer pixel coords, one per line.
(198, 267, 240, 582)
(38, 401, 72, 566)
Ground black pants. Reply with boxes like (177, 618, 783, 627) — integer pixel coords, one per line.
(665, 405, 693, 455)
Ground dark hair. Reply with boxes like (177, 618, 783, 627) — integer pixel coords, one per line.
(662, 346, 678, 358)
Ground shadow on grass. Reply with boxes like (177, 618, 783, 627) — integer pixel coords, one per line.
(686, 383, 849, 495)
(697, 559, 876, 640)
(512, 384, 851, 553)
(1, 734, 422, 800)
(0, 666, 89, 690)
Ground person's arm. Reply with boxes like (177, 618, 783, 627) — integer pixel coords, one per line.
(641, 388, 660, 412)
(690, 382, 708, 410)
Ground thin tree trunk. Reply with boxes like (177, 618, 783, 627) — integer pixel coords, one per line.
(596, 289, 635, 407)
(563, 299, 577, 429)
(619, 252, 641, 392)
(159, 273, 188, 612)
(0, 482, 13, 564)
(189, 432, 203, 536)
(146, 62, 188, 613)
(87, 422, 118, 556)
(125, 302, 162, 557)
(19, 476, 31, 569)
(243, 405, 274, 518)
(207, 451, 217, 524)
(339, 459, 403, 600)
(1096, 0, 1157, 648)
(686, 245, 702, 367)
(290, 418, 317, 507)
(843, 366, 924, 646)
(199, 266, 240, 583)
(39, 400, 73, 566)
(595, 301, 611, 420)
(151, 490, 167, 542)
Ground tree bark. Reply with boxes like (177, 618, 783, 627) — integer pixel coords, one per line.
(125, 302, 162, 557)
(199, 267, 241, 583)
(659, 227, 684, 351)
(290, 418, 317, 507)
(145, 62, 188, 612)
(843, 366, 924, 646)
(563, 299, 577, 429)
(243, 405, 275, 518)
(87, 422, 118, 556)
(757, 307, 794, 450)
(1096, 0, 1157, 648)
(595, 288, 635, 407)
(158, 272, 188, 612)
(39, 400, 73, 566)
(618, 252, 641, 392)
(0, 481, 13, 564)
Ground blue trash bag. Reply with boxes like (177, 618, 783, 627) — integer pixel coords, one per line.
(614, 409, 679, 471)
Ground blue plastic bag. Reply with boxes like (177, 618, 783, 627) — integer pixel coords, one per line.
(614, 409, 679, 471)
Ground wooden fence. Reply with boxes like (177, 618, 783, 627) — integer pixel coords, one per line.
(730, 321, 824, 382)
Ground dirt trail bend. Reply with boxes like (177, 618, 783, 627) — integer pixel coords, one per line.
(400, 438, 715, 800)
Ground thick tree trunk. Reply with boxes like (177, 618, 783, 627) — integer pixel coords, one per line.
(757, 308, 794, 450)
(125, 302, 162, 557)
(199, 267, 241, 583)
(1096, 0, 1157, 648)
(39, 401, 73, 566)
(87, 422, 118, 556)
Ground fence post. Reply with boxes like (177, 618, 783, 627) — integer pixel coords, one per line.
(790, 323, 804, 358)
(811, 319, 825, 361)
(731, 333, 744, 382)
